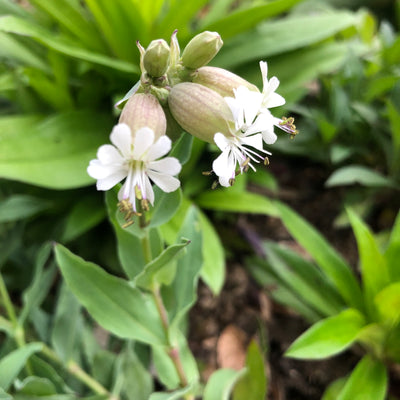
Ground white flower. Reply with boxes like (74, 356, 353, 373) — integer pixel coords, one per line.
(259, 61, 285, 109)
(87, 123, 181, 212)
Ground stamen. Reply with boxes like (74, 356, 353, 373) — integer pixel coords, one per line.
(229, 178, 235, 186)
(202, 170, 213, 176)
(118, 199, 138, 228)
(211, 180, 219, 190)
(279, 116, 299, 137)
(264, 157, 270, 166)
(141, 199, 149, 211)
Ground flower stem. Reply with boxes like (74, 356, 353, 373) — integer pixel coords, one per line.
(41, 345, 117, 399)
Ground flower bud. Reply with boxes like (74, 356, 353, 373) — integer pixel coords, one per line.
(119, 93, 166, 139)
(181, 31, 223, 69)
(168, 82, 233, 143)
(143, 39, 170, 78)
(192, 66, 259, 98)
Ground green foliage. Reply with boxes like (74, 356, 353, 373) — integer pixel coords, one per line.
(249, 203, 400, 399)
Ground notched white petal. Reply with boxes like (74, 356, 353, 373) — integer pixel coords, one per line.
(133, 127, 155, 159)
(110, 123, 132, 158)
(146, 135, 172, 161)
(149, 157, 181, 176)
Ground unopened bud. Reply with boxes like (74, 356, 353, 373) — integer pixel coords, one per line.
(192, 66, 259, 98)
(143, 39, 170, 78)
(168, 82, 233, 143)
(119, 93, 166, 139)
(181, 31, 223, 69)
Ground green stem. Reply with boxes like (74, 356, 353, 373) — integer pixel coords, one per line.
(41, 345, 117, 399)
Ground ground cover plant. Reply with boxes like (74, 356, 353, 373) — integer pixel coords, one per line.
(0, 0, 399, 399)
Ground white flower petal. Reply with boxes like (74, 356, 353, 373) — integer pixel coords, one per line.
(214, 132, 231, 152)
(244, 112, 273, 136)
(143, 176, 155, 204)
(212, 149, 235, 181)
(147, 170, 181, 193)
(110, 123, 132, 158)
(149, 157, 181, 176)
(96, 170, 127, 191)
(224, 96, 242, 127)
(145, 135, 172, 161)
(240, 133, 264, 151)
(218, 175, 231, 187)
(262, 127, 277, 145)
(132, 127, 155, 159)
(87, 160, 126, 180)
(96, 144, 125, 165)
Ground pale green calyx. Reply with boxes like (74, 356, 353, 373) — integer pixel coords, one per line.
(143, 39, 170, 78)
(192, 66, 259, 98)
(181, 31, 223, 69)
(168, 82, 233, 143)
(119, 93, 166, 139)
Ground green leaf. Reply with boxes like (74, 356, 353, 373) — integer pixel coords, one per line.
(51, 283, 83, 362)
(148, 188, 182, 228)
(276, 202, 364, 311)
(196, 190, 278, 216)
(0, 388, 12, 400)
(135, 239, 190, 290)
(347, 208, 390, 314)
(203, 369, 247, 400)
(0, 16, 138, 72)
(16, 376, 56, 396)
(285, 308, 366, 359)
(374, 283, 400, 325)
(54, 244, 166, 346)
(203, 0, 302, 40)
(214, 11, 357, 68)
(385, 211, 400, 281)
(233, 341, 267, 400)
(322, 377, 347, 400)
(0, 194, 51, 222)
(169, 133, 193, 166)
(149, 385, 196, 400)
(0, 111, 113, 189)
(337, 355, 387, 400)
(326, 165, 398, 188)
(198, 210, 225, 295)
(0, 343, 43, 391)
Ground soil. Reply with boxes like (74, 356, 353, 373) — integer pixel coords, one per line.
(188, 156, 399, 399)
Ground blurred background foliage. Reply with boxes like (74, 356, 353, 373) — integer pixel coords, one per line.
(0, 0, 399, 398)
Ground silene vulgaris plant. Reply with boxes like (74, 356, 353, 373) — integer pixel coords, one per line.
(249, 203, 400, 400)
(38, 31, 297, 400)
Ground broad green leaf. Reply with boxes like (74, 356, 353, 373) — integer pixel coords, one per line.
(0, 343, 43, 390)
(20, 243, 55, 324)
(286, 308, 366, 359)
(167, 206, 203, 326)
(169, 133, 193, 166)
(105, 189, 146, 280)
(374, 283, 400, 325)
(337, 355, 387, 400)
(61, 194, 106, 242)
(148, 188, 182, 228)
(16, 376, 56, 396)
(215, 11, 357, 68)
(263, 242, 345, 317)
(198, 210, 225, 295)
(54, 244, 167, 346)
(347, 208, 390, 313)
(203, 369, 247, 400)
(113, 343, 153, 400)
(385, 211, 400, 281)
(0, 16, 138, 72)
(0, 194, 51, 222)
(149, 385, 196, 400)
(135, 239, 190, 290)
(197, 0, 235, 29)
(326, 165, 398, 188)
(233, 341, 267, 400)
(196, 190, 278, 216)
(276, 202, 364, 311)
(322, 377, 347, 400)
(0, 111, 113, 189)
(203, 0, 302, 40)
(51, 284, 83, 362)
(0, 388, 12, 400)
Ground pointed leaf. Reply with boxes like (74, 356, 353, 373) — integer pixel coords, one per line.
(54, 244, 166, 346)
(385, 211, 400, 281)
(203, 369, 247, 400)
(374, 283, 400, 325)
(286, 309, 366, 359)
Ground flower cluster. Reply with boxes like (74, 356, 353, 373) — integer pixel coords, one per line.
(88, 30, 297, 223)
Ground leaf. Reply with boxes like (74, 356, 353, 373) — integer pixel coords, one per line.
(322, 377, 347, 400)
(347, 208, 390, 315)
(0, 195, 51, 222)
(202, 0, 302, 40)
(285, 309, 366, 359)
(135, 239, 190, 290)
(0, 16, 138, 72)
(203, 368, 247, 400)
(337, 355, 387, 400)
(214, 11, 357, 68)
(149, 385, 196, 400)
(0, 388, 12, 400)
(385, 210, 400, 281)
(196, 190, 278, 216)
(374, 283, 400, 325)
(0, 343, 43, 391)
(0, 111, 113, 189)
(169, 133, 193, 166)
(198, 210, 225, 295)
(16, 376, 56, 396)
(148, 188, 182, 228)
(233, 341, 267, 400)
(54, 244, 167, 346)
(276, 202, 364, 311)
(326, 165, 398, 188)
